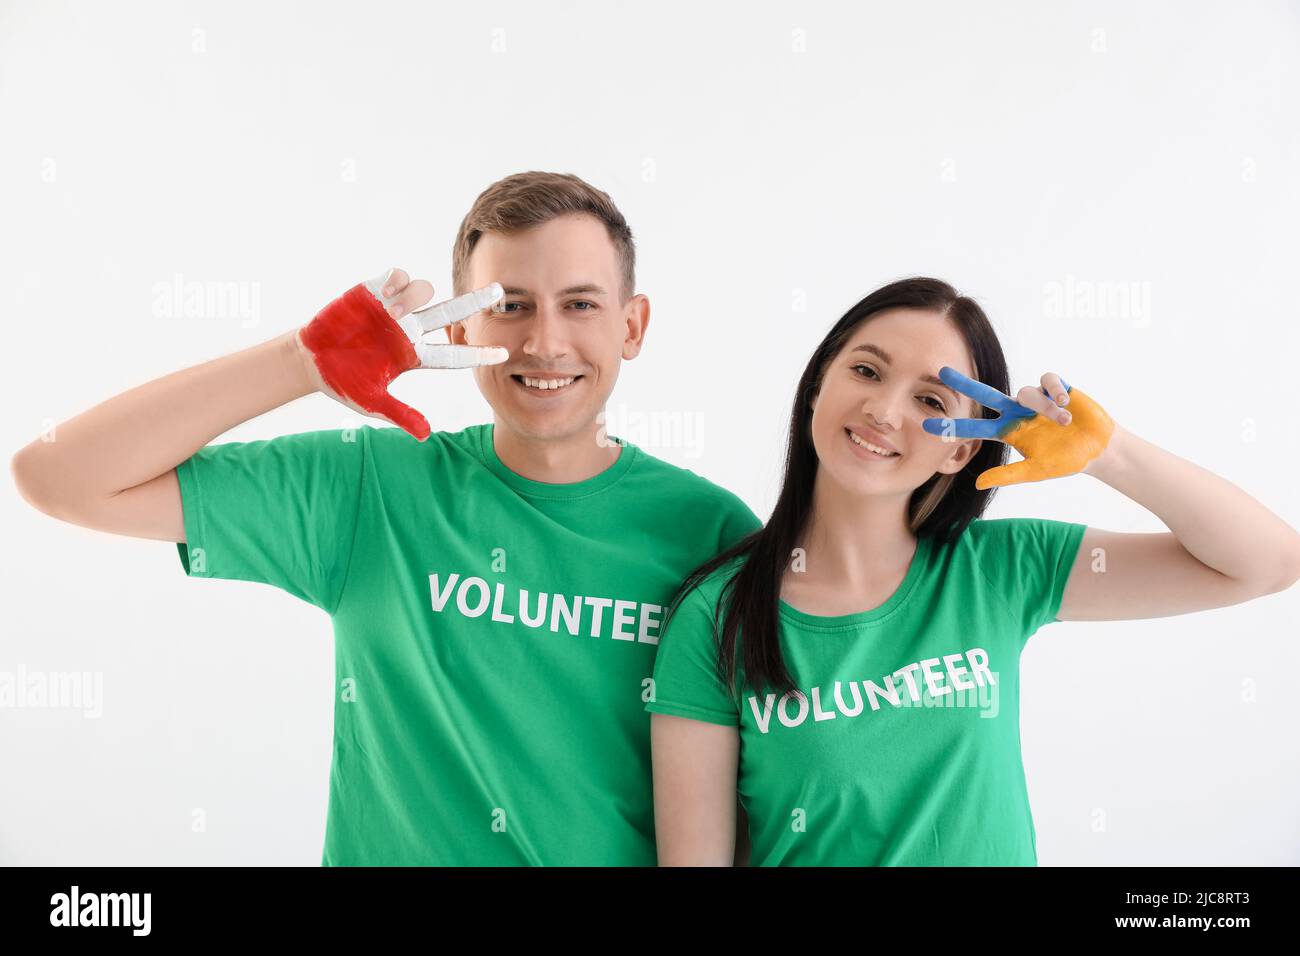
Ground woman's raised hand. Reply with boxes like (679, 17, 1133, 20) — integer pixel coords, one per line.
(922, 368, 1115, 489)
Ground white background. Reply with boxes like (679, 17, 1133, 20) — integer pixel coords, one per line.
(2, 0, 1297, 865)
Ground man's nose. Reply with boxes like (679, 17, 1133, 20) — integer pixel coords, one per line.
(520, 304, 570, 360)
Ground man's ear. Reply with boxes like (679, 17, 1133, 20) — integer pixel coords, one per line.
(621, 294, 650, 360)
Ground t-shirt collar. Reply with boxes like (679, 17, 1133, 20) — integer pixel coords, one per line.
(475, 422, 640, 500)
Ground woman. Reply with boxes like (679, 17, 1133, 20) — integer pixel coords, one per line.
(645, 277, 1300, 866)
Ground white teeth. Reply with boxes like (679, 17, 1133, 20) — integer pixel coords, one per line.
(520, 376, 576, 390)
(848, 430, 899, 457)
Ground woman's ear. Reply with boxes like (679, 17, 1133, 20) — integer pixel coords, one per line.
(937, 438, 982, 475)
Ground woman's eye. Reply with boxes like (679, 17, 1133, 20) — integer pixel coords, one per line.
(850, 364, 945, 411)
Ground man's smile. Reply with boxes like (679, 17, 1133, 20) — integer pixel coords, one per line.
(510, 373, 585, 396)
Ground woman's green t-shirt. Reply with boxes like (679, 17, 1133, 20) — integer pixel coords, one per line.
(645, 516, 1088, 866)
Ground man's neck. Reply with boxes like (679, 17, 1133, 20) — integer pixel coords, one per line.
(491, 418, 622, 484)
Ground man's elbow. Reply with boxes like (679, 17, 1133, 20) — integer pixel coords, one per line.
(12, 444, 50, 512)
(11, 443, 74, 519)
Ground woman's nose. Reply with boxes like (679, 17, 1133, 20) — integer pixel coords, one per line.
(861, 395, 903, 429)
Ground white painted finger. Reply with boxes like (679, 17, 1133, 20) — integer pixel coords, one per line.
(410, 283, 505, 333)
(414, 342, 510, 370)
(395, 311, 426, 345)
(363, 267, 399, 305)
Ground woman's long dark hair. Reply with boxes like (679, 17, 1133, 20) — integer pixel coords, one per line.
(666, 277, 1012, 700)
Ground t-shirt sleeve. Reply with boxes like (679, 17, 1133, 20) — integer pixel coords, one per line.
(173, 427, 368, 614)
(972, 517, 1088, 639)
(716, 492, 763, 552)
(645, 585, 740, 726)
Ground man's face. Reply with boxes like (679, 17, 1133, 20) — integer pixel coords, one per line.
(449, 213, 649, 444)
(809, 308, 982, 498)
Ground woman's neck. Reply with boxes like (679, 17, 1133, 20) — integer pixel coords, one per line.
(781, 474, 918, 612)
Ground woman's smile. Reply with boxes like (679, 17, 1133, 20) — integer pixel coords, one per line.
(844, 425, 902, 461)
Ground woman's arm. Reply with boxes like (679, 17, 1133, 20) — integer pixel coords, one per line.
(649, 713, 740, 866)
(1057, 425, 1300, 621)
(734, 797, 752, 866)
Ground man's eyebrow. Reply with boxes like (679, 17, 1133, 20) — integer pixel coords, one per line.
(849, 343, 959, 398)
(499, 283, 608, 296)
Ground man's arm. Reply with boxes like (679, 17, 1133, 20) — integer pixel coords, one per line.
(10, 329, 315, 543)
(9, 268, 494, 544)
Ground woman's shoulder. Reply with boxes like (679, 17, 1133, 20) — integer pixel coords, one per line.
(956, 515, 1087, 547)
(681, 552, 748, 607)
(660, 552, 751, 633)
(941, 515, 1089, 583)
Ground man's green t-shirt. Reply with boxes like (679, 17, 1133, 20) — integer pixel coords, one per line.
(645, 517, 1088, 866)
(173, 423, 760, 865)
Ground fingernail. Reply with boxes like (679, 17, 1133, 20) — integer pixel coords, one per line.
(1057, 394, 1068, 405)
(1060, 411, 1072, 424)
(389, 304, 404, 318)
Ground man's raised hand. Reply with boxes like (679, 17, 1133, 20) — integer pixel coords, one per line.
(297, 268, 507, 441)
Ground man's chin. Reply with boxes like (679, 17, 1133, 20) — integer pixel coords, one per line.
(492, 400, 601, 444)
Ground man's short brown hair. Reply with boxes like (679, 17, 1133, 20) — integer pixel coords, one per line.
(451, 171, 636, 302)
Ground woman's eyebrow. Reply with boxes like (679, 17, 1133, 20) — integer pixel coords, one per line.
(920, 373, 957, 397)
(850, 343, 962, 401)
(850, 343, 891, 363)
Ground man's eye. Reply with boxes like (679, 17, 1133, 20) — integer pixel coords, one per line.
(570, 300, 596, 311)
(852, 364, 879, 380)
(496, 301, 527, 313)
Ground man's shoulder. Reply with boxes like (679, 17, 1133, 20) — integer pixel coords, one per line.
(364, 422, 488, 457)
(626, 445, 756, 520)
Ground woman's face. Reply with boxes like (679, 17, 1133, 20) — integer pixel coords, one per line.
(809, 307, 983, 499)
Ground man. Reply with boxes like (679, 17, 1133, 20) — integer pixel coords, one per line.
(11, 171, 759, 865)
